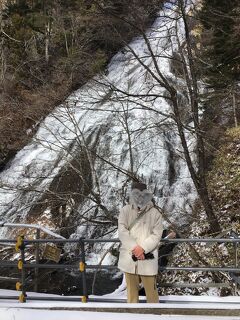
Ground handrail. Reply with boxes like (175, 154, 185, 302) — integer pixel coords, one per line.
(0, 222, 65, 239)
(0, 237, 239, 244)
(0, 237, 240, 249)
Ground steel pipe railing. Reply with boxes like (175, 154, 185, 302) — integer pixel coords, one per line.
(0, 236, 239, 303)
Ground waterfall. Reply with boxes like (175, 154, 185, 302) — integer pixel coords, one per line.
(0, 3, 197, 240)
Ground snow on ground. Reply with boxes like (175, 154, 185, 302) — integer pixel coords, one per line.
(2, 309, 240, 320)
(1, 289, 240, 320)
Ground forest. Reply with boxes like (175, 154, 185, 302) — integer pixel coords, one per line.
(0, 0, 240, 296)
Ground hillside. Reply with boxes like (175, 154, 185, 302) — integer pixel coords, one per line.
(0, 0, 164, 169)
(159, 127, 240, 296)
(208, 127, 240, 229)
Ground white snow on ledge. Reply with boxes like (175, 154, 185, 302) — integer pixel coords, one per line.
(2, 309, 240, 320)
(1, 289, 240, 320)
(1, 289, 240, 308)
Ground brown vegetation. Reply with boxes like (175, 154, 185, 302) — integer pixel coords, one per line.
(0, 0, 164, 170)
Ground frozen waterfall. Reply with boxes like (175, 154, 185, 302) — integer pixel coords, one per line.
(0, 3, 197, 238)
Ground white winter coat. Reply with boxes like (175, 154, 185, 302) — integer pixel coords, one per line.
(118, 202, 163, 275)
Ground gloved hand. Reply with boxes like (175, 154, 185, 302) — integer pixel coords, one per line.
(132, 252, 154, 261)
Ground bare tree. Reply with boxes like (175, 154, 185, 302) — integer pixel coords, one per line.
(0, 0, 220, 237)
(93, 0, 220, 232)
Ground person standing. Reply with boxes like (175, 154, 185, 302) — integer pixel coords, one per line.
(118, 182, 163, 303)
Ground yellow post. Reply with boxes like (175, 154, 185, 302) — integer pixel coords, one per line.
(15, 235, 24, 252)
(79, 261, 85, 272)
(19, 293, 26, 303)
(17, 259, 23, 270)
(16, 282, 22, 291)
(15, 235, 27, 303)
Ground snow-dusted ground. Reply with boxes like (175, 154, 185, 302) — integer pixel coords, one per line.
(2, 309, 240, 320)
(1, 289, 240, 320)
(2, 310, 240, 320)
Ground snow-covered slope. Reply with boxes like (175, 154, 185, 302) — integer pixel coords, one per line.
(0, 3, 197, 238)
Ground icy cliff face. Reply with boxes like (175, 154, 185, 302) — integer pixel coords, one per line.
(0, 3, 197, 238)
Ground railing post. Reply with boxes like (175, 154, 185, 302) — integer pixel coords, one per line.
(15, 235, 27, 303)
(235, 241, 238, 268)
(79, 238, 88, 302)
(34, 229, 40, 292)
(20, 242, 27, 302)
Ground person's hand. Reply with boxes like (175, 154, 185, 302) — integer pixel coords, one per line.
(168, 231, 176, 239)
(132, 245, 144, 258)
(137, 253, 145, 260)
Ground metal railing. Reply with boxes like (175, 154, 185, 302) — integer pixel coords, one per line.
(0, 222, 65, 293)
(0, 235, 239, 303)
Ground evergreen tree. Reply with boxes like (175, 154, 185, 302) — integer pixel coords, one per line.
(200, 0, 240, 86)
(199, 0, 240, 127)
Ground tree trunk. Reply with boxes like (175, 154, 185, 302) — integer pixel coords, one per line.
(232, 90, 238, 128)
(172, 96, 221, 233)
(179, 0, 220, 233)
(197, 177, 221, 233)
(45, 21, 50, 63)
